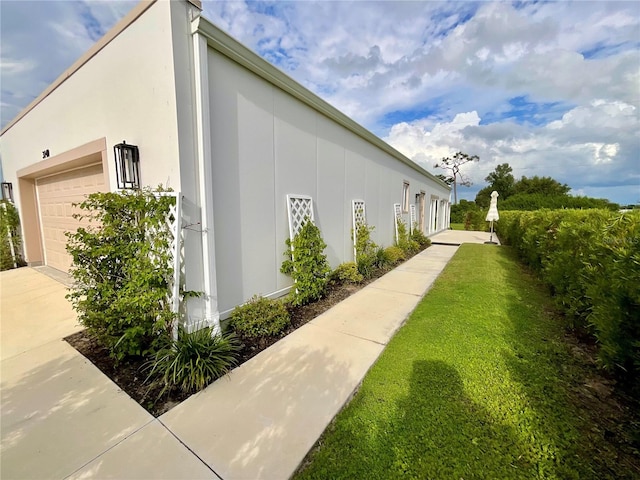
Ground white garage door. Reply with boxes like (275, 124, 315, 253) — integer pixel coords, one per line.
(36, 163, 106, 272)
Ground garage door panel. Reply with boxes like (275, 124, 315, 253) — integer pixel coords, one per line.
(36, 164, 105, 273)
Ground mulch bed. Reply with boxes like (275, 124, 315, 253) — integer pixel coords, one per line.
(65, 266, 393, 417)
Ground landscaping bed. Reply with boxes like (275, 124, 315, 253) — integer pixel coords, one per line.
(65, 264, 392, 417)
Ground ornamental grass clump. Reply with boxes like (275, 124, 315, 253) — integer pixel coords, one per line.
(146, 325, 240, 396)
(230, 295, 290, 339)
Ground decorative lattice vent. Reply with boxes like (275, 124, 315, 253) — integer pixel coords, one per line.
(287, 194, 314, 242)
(352, 200, 366, 260)
(410, 204, 417, 234)
(394, 203, 402, 243)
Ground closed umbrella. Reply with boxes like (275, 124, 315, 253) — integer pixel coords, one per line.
(485, 190, 499, 244)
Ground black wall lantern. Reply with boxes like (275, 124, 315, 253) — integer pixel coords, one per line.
(114, 140, 140, 189)
(1, 182, 14, 203)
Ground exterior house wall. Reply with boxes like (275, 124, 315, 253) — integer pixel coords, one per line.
(207, 49, 450, 315)
(1, 1, 182, 192)
(0, 1, 450, 328)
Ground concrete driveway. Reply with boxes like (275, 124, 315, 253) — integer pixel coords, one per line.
(0, 267, 216, 479)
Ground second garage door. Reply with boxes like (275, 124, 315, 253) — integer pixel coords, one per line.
(36, 163, 106, 273)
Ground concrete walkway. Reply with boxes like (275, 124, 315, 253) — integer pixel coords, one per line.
(0, 268, 217, 479)
(0, 229, 491, 479)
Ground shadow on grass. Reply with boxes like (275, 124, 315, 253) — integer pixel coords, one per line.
(386, 359, 532, 478)
(492, 246, 640, 479)
(299, 359, 531, 479)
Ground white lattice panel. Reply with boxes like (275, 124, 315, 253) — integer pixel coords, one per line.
(152, 192, 183, 341)
(394, 203, 402, 243)
(287, 194, 314, 241)
(352, 200, 366, 260)
(410, 204, 417, 234)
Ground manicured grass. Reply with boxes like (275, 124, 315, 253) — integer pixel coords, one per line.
(450, 222, 465, 230)
(296, 244, 634, 479)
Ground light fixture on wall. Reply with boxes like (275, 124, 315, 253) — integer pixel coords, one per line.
(1, 182, 14, 202)
(114, 141, 140, 189)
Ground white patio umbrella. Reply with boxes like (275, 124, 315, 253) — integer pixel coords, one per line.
(485, 191, 499, 244)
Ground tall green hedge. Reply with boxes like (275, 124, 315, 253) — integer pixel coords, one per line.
(496, 209, 640, 384)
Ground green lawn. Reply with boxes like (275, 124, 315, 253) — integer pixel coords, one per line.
(450, 222, 465, 230)
(296, 244, 636, 479)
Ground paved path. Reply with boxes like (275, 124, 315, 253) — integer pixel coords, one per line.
(0, 230, 491, 479)
(0, 268, 217, 480)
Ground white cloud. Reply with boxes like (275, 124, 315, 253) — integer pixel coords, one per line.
(385, 99, 639, 203)
(0, 0, 136, 126)
(1, 0, 638, 204)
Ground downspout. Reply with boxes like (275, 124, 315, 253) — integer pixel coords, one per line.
(190, 14, 221, 334)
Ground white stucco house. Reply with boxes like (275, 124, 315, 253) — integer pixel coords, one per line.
(0, 0, 451, 331)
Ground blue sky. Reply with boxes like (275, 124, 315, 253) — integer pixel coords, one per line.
(1, 0, 639, 205)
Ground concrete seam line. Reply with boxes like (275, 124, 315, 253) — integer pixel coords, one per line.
(62, 418, 155, 479)
(157, 418, 223, 480)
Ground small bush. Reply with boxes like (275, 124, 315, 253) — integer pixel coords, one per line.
(354, 223, 379, 279)
(331, 262, 364, 284)
(281, 219, 331, 306)
(230, 295, 290, 339)
(384, 246, 405, 265)
(374, 246, 390, 268)
(396, 219, 419, 256)
(146, 325, 240, 396)
(410, 227, 431, 249)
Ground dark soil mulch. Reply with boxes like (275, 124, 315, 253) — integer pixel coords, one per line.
(65, 266, 393, 417)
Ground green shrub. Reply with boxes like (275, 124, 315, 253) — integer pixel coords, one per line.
(544, 210, 609, 329)
(353, 223, 379, 279)
(230, 295, 290, 339)
(410, 227, 431, 249)
(496, 209, 640, 386)
(331, 262, 364, 284)
(0, 200, 24, 270)
(384, 245, 405, 265)
(281, 219, 331, 306)
(500, 193, 619, 211)
(66, 188, 177, 362)
(585, 212, 640, 377)
(463, 210, 489, 231)
(396, 219, 420, 256)
(146, 325, 239, 396)
(374, 245, 391, 268)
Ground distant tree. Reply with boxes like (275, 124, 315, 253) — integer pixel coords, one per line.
(435, 174, 454, 186)
(475, 163, 516, 207)
(513, 175, 570, 197)
(500, 193, 619, 211)
(434, 152, 479, 204)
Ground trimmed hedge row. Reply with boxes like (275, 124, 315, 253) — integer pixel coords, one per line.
(496, 209, 640, 383)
